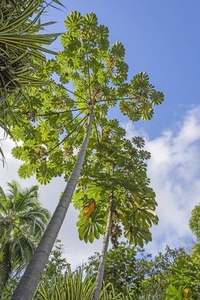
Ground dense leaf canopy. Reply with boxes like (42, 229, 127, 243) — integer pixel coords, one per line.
(10, 11, 164, 186)
(73, 121, 158, 248)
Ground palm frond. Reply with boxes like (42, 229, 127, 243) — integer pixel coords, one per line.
(0, 0, 61, 98)
(0, 181, 50, 288)
(0, 186, 7, 211)
(0, 0, 62, 164)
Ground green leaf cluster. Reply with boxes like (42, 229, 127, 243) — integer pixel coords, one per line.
(166, 259, 200, 299)
(84, 242, 137, 296)
(34, 263, 134, 300)
(0, 0, 63, 164)
(85, 244, 190, 299)
(118, 72, 164, 121)
(9, 11, 164, 188)
(0, 0, 61, 98)
(35, 265, 101, 300)
(73, 121, 158, 248)
(77, 213, 106, 243)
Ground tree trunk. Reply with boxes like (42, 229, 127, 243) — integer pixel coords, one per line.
(92, 198, 113, 300)
(0, 242, 11, 297)
(11, 107, 94, 300)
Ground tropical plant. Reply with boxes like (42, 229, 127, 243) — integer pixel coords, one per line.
(0, 181, 50, 296)
(72, 124, 158, 299)
(163, 204, 200, 300)
(10, 11, 164, 299)
(35, 265, 111, 300)
(0, 0, 63, 164)
(34, 240, 69, 299)
(84, 242, 137, 296)
(0, 0, 62, 98)
(34, 240, 133, 300)
(165, 259, 200, 299)
(85, 245, 190, 299)
(35, 264, 137, 300)
(1, 240, 67, 300)
(133, 246, 190, 299)
(189, 202, 200, 259)
(39, 265, 95, 299)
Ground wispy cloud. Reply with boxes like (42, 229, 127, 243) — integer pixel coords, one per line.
(122, 106, 200, 254)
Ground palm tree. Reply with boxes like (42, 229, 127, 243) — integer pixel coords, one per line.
(0, 0, 63, 163)
(0, 0, 62, 98)
(0, 181, 50, 294)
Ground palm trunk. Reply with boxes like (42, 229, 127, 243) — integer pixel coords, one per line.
(0, 242, 11, 297)
(92, 198, 113, 300)
(11, 107, 94, 300)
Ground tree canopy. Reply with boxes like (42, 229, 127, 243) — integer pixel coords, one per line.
(10, 11, 164, 185)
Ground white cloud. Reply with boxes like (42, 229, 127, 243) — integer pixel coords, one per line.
(122, 106, 200, 255)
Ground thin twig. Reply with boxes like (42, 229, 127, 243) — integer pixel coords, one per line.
(48, 114, 88, 154)
(96, 97, 133, 103)
(87, 53, 92, 102)
(37, 107, 86, 117)
(93, 113, 100, 143)
(68, 117, 88, 150)
(69, 97, 133, 104)
(66, 88, 88, 103)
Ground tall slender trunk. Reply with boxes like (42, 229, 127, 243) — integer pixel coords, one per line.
(92, 198, 113, 300)
(11, 107, 94, 300)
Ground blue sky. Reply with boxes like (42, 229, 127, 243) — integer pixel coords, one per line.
(1, 0, 200, 268)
